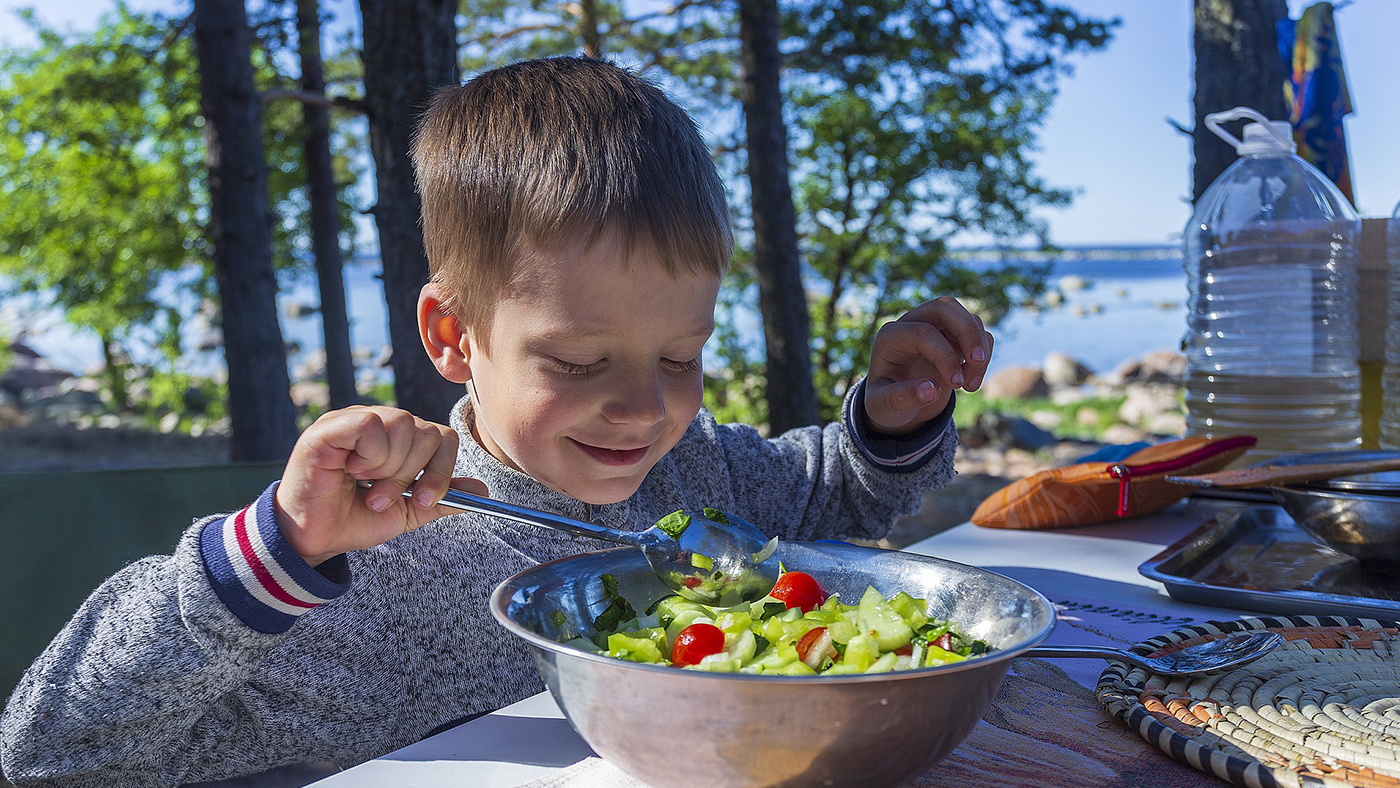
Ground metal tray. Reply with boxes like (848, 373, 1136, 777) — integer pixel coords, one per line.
(1139, 504, 1400, 619)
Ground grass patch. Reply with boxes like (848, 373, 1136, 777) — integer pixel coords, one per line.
(953, 390, 1130, 442)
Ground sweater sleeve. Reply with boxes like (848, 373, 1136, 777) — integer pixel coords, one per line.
(0, 489, 366, 788)
(710, 378, 958, 544)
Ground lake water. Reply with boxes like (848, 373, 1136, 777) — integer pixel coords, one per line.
(7, 253, 1189, 382)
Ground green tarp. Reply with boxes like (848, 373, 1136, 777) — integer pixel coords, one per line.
(0, 462, 284, 699)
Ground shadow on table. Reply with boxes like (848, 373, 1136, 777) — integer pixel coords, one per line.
(909, 566, 1237, 788)
(384, 714, 595, 768)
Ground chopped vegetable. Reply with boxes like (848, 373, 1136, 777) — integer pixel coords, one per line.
(565, 570, 990, 675)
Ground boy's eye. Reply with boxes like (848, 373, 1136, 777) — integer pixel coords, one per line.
(551, 358, 605, 376)
(664, 357, 703, 373)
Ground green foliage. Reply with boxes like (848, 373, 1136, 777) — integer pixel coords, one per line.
(0, 3, 368, 410)
(0, 7, 206, 354)
(451, 0, 1117, 431)
(0, 327, 12, 379)
(780, 0, 1117, 421)
(139, 369, 229, 432)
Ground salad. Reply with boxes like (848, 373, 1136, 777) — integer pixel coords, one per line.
(558, 570, 991, 675)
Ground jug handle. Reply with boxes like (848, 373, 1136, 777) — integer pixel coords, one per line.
(1204, 107, 1292, 152)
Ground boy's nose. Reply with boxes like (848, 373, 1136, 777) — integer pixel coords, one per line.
(602, 368, 666, 427)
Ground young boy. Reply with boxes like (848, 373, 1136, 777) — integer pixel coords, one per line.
(0, 56, 991, 786)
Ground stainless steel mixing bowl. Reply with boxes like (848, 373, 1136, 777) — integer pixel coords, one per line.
(1263, 451, 1400, 566)
(490, 541, 1056, 788)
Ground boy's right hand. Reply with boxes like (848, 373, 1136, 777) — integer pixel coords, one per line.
(274, 406, 487, 567)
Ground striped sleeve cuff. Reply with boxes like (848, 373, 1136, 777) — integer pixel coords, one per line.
(843, 378, 954, 473)
(199, 481, 352, 634)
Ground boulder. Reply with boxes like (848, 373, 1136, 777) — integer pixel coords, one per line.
(1042, 351, 1093, 389)
(971, 412, 1058, 452)
(981, 366, 1049, 400)
(1146, 411, 1187, 437)
(1117, 383, 1183, 427)
(1107, 350, 1187, 387)
(1140, 350, 1187, 385)
(294, 348, 328, 382)
(1, 365, 72, 400)
(290, 381, 330, 409)
(1101, 424, 1151, 444)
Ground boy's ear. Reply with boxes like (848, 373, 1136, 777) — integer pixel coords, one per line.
(418, 283, 471, 384)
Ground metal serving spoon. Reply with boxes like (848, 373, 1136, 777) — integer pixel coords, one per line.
(411, 486, 782, 607)
(1025, 631, 1283, 676)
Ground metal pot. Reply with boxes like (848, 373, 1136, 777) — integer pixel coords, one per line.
(491, 541, 1055, 788)
(1262, 451, 1400, 566)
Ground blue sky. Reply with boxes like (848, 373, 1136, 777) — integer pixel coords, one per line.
(2, 0, 1395, 247)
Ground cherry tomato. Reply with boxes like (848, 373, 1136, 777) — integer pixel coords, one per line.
(932, 632, 955, 651)
(769, 571, 828, 613)
(670, 623, 726, 667)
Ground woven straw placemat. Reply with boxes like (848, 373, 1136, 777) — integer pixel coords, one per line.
(1097, 615, 1400, 788)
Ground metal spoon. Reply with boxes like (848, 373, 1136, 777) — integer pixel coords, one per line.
(421, 486, 782, 606)
(1025, 631, 1283, 676)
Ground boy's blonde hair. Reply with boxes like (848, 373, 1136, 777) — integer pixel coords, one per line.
(411, 56, 733, 341)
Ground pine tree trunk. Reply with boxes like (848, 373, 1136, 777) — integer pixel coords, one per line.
(1192, 0, 1290, 203)
(357, 0, 462, 422)
(192, 0, 298, 461)
(737, 0, 819, 433)
(297, 0, 358, 409)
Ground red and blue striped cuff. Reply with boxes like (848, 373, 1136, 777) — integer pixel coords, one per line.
(199, 482, 351, 634)
(844, 379, 953, 474)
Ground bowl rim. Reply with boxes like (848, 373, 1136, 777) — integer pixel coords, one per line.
(1270, 483, 1400, 503)
(489, 543, 1057, 684)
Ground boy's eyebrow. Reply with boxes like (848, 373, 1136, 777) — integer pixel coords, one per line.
(537, 323, 715, 342)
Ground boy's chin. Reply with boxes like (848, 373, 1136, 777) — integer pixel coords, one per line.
(562, 476, 647, 507)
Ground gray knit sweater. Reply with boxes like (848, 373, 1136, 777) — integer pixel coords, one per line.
(1, 385, 955, 786)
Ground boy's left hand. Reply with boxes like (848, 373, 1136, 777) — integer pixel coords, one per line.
(863, 296, 993, 434)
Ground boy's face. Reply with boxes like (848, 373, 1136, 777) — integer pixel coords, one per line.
(463, 230, 721, 505)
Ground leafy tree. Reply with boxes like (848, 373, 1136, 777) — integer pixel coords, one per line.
(454, 1, 1113, 428)
(0, 3, 368, 436)
(737, 0, 818, 433)
(781, 0, 1116, 419)
(295, 0, 359, 408)
(0, 7, 206, 409)
(358, 0, 463, 423)
(193, 0, 299, 461)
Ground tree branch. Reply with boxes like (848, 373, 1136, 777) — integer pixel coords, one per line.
(261, 89, 367, 114)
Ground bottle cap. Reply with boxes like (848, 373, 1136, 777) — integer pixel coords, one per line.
(1237, 121, 1296, 156)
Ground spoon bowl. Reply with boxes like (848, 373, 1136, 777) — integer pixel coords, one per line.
(431, 487, 781, 606)
(1026, 631, 1283, 676)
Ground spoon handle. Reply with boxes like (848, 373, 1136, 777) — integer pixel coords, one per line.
(437, 488, 643, 546)
(1022, 645, 1147, 670)
(373, 483, 643, 548)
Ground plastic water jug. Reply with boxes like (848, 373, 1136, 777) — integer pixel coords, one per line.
(1183, 107, 1361, 464)
(1381, 200, 1400, 449)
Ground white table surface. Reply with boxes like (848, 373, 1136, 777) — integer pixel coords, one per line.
(313, 497, 1258, 788)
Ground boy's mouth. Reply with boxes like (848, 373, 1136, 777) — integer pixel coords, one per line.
(569, 438, 651, 467)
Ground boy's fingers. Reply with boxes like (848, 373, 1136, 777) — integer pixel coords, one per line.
(874, 321, 964, 389)
(963, 329, 995, 391)
(409, 428, 462, 511)
(869, 378, 940, 419)
(366, 421, 451, 514)
(899, 298, 989, 380)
